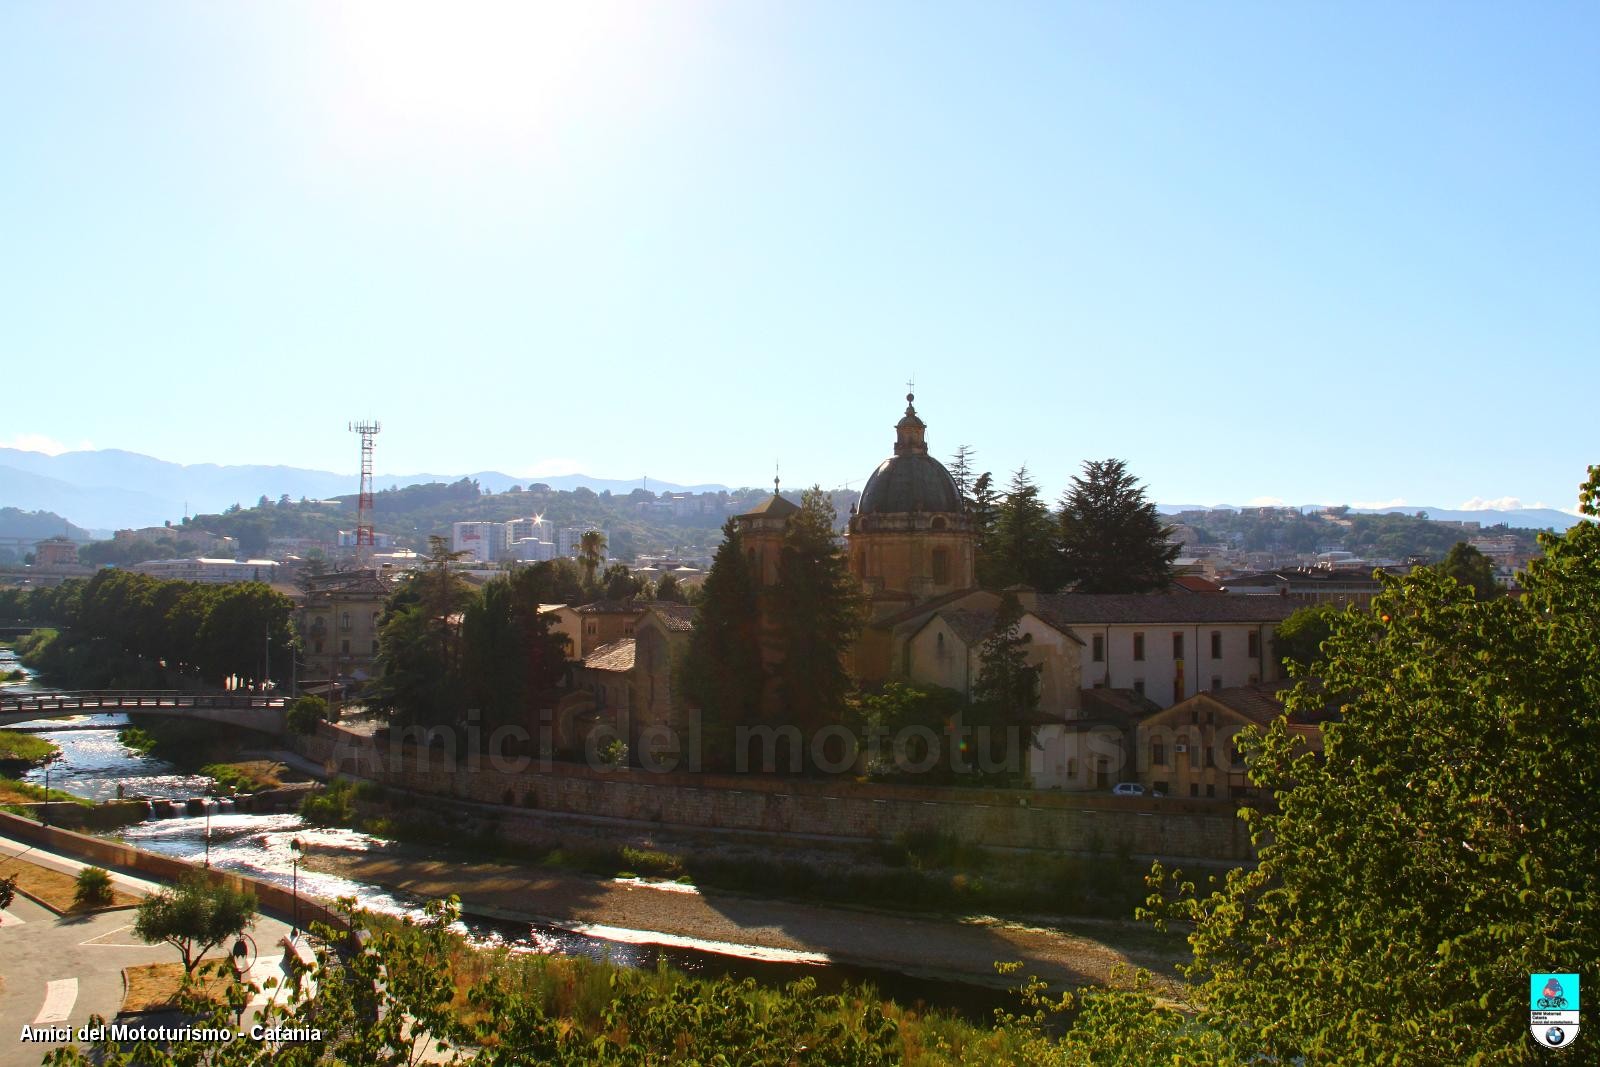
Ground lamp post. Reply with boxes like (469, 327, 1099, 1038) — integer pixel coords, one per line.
(204, 786, 213, 868)
(41, 763, 49, 826)
(289, 837, 303, 939)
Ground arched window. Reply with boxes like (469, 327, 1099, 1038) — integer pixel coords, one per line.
(931, 517, 947, 531)
(931, 548, 950, 584)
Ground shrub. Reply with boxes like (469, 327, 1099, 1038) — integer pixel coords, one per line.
(286, 694, 332, 735)
(74, 866, 114, 909)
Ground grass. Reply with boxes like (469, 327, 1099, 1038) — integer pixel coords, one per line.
(120, 963, 234, 1014)
(0, 775, 95, 811)
(200, 760, 289, 794)
(0, 729, 59, 766)
(0, 854, 140, 913)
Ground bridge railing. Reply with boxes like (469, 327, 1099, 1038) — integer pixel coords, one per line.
(0, 689, 289, 712)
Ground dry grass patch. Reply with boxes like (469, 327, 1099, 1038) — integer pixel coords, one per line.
(121, 963, 236, 1015)
(0, 855, 140, 913)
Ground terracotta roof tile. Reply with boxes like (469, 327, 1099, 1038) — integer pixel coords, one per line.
(1034, 592, 1300, 626)
(582, 638, 636, 672)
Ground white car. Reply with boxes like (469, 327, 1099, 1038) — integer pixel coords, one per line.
(1111, 782, 1145, 797)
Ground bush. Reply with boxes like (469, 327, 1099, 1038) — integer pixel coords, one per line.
(74, 866, 114, 909)
(0, 873, 16, 910)
(300, 778, 356, 826)
(286, 694, 332, 735)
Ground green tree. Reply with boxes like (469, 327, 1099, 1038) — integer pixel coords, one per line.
(1057, 458, 1178, 593)
(578, 529, 606, 587)
(967, 591, 1040, 783)
(773, 487, 865, 745)
(286, 693, 333, 734)
(1146, 465, 1600, 1064)
(601, 563, 642, 601)
(948, 444, 977, 505)
(855, 681, 968, 783)
(680, 519, 766, 769)
(1272, 603, 1342, 671)
(984, 466, 1061, 591)
(1436, 540, 1501, 599)
(133, 873, 257, 975)
(654, 571, 686, 603)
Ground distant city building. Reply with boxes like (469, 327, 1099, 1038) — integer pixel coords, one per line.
(32, 536, 80, 570)
(507, 538, 556, 562)
(336, 530, 394, 549)
(128, 557, 280, 584)
(451, 521, 504, 563)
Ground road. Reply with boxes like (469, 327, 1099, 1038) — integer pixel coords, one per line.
(0, 835, 298, 1067)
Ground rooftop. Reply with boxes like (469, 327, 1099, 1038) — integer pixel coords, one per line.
(1033, 592, 1301, 626)
(581, 638, 636, 673)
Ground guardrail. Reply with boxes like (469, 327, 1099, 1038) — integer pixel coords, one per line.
(0, 690, 289, 714)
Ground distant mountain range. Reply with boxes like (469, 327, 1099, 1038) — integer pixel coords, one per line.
(0, 448, 728, 534)
(0, 446, 1580, 538)
(1156, 503, 1579, 533)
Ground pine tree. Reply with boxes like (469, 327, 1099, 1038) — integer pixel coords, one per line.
(970, 471, 1000, 585)
(773, 487, 865, 744)
(967, 591, 1041, 783)
(986, 466, 1063, 591)
(949, 445, 977, 507)
(1058, 458, 1179, 593)
(679, 519, 766, 769)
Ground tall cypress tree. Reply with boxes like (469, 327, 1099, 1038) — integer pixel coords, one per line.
(970, 471, 1000, 586)
(1058, 458, 1179, 593)
(679, 518, 765, 768)
(773, 487, 865, 743)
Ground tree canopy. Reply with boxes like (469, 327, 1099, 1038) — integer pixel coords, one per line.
(1435, 540, 1502, 599)
(133, 873, 257, 975)
(1057, 458, 1178, 593)
(1141, 464, 1600, 1064)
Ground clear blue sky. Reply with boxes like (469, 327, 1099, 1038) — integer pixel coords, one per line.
(3, 2, 1596, 511)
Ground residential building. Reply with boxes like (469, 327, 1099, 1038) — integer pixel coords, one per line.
(451, 521, 504, 564)
(1135, 685, 1323, 800)
(129, 557, 280, 584)
(297, 570, 397, 683)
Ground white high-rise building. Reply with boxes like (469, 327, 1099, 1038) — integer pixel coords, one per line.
(451, 521, 504, 564)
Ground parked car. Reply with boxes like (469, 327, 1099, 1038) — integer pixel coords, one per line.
(1111, 782, 1145, 797)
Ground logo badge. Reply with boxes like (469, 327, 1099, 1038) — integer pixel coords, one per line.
(1530, 973, 1580, 1049)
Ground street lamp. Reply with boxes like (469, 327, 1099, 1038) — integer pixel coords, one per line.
(289, 837, 303, 939)
(204, 786, 214, 868)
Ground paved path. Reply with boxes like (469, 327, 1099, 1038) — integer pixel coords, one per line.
(0, 835, 296, 1067)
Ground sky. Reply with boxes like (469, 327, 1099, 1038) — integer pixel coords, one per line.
(2, 2, 1596, 512)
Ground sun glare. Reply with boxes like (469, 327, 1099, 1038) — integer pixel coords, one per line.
(328, 1, 659, 151)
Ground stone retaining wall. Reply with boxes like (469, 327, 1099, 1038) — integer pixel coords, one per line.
(299, 725, 1254, 864)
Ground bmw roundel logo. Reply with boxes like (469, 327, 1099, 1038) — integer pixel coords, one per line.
(1545, 1026, 1566, 1046)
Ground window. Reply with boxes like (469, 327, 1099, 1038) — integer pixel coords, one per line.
(1205, 746, 1215, 768)
(1210, 631, 1222, 658)
(1248, 631, 1260, 658)
(1151, 739, 1166, 766)
(1092, 634, 1104, 662)
(1211, 676, 1223, 692)
(1172, 633, 1184, 659)
(314, 639, 324, 654)
(1133, 679, 1145, 696)
(931, 517, 947, 531)
(1205, 784, 1216, 798)
(1189, 783, 1200, 797)
(1154, 780, 1169, 794)
(1133, 632, 1145, 661)
(1067, 758, 1078, 779)
(340, 612, 352, 632)
(370, 640, 378, 654)
(936, 632, 946, 658)
(341, 639, 350, 654)
(931, 548, 950, 584)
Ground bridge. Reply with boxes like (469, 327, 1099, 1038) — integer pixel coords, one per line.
(0, 691, 289, 733)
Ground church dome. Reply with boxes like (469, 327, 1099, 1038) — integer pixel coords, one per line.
(857, 393, 963, 516)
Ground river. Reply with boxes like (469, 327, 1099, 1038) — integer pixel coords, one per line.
(3, 663, 1019, 1023)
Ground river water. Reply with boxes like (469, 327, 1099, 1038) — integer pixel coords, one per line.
(3, 663, 1019, 1022)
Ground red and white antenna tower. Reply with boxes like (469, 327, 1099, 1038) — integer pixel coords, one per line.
(348, 420, 381, 567)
